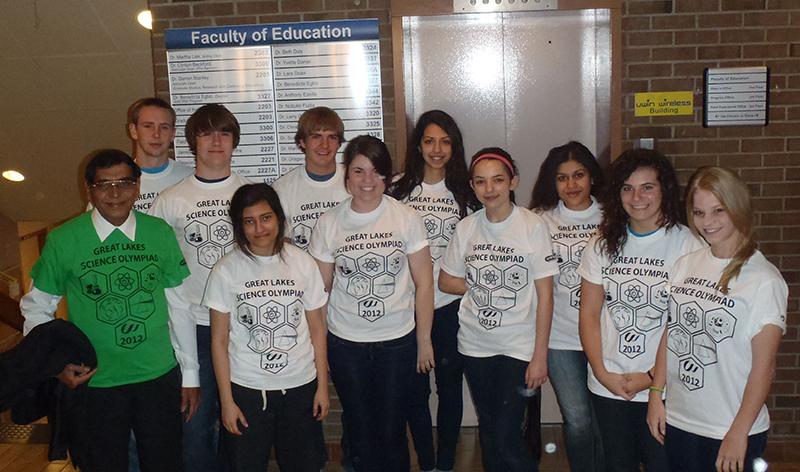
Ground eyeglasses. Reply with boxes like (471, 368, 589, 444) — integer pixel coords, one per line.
(91, 179, 137, 192)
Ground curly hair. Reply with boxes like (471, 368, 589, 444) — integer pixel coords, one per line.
(390, 110, 480, 217)
(598, 149, 681, 257)
(685, 167, 756, 294)
(529, 141, 605, 211)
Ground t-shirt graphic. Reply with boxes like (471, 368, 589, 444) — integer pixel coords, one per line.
(664, 248, 787, 439)
(30, 211, 190, 387)
(185, 215, 234, 269)
(204, 245, 326, 389)
(85, 260, 161, 349)
(272, 164, 349, 252)
(605, 272, 671, 359)
(667, 292, 735, 391)
(335, 245, 404, 323)
(441, 206, 559, 362)
(465, 251, 530, 331)
(309, 195, 429, 342)
(577, 224, 705, 402)
(539, 199, 602, 350)
(238, 296, 302, 374)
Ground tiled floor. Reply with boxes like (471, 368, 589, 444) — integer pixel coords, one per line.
(3, 322, 800, 472)
(3, 426, 800, 472)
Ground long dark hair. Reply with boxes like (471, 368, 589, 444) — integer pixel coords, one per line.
(529, 141, 605, 211)
(390, 110, 479, 217)
(230, 183, 286, 258)
(598, 149, 681, 257)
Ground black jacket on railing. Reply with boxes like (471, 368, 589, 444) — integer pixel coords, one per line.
(0, 319, 96, 466)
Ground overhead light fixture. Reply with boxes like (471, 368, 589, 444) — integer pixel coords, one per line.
(3, 170, 24, 182)
(137, 10, 152, 30)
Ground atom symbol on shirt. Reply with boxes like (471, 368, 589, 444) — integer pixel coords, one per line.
(213, 224, 231, 241)
(482, 270, 499, 285)
(264, 306, 281, 324)
(624, 284, 644, 303)
(424, 218, 439, 235)
(683, 307, 700, 328)
(114, 272, 135, 291)
(362, 257, 381, 273)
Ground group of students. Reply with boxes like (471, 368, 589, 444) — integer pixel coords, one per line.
(198, 105, 786, 472)
(21, 98, 787, 472)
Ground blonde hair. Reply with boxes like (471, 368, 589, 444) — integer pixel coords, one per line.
(685, 167, 756, 294)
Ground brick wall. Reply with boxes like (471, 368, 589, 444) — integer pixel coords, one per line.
(148, 0, 800, 440)
(622, 0, 800, 439)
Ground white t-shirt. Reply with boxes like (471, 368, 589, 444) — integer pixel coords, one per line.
(400, 180, 464, 309)
(665, 248, 787, 439)
(577, 225, 705, 402)
(150, 173, 252, 325)
(202, 245, 328, 390)
(440, 206, 559, 362)
(135, 160, 194, 212)
(538, 199, 602, 351)
(272, 165, 350, 252)
(308, 195, 429, 342)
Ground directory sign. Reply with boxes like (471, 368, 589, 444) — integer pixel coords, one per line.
(704, 67, 769, 127)
(165, 19, 384, 181)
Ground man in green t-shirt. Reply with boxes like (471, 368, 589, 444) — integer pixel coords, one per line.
(20, 149, 195, 472)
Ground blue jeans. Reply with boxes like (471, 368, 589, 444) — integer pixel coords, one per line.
(183, 325, 227, 472)
(408, 300, 464, 472)
(463, 355, 539, 472)
(548, 349, 605, 472)
(665, 424, 767, 472)
(408, 370, 436, 471)
(591, 394, 669, 472)
(328, 331, 417, 472)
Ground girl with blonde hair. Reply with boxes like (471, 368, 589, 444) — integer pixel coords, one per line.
(647, 167, 788, 472)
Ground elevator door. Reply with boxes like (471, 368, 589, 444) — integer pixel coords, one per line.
(402, 9, 612, 424)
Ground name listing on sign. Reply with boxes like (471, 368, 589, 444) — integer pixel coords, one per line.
(166, 19, 384, 182)
(703, 67, 769, 127)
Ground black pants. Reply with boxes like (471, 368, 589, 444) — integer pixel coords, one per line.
(83, 366, 182, 472)
(224, 379, 320, 472)
(666, 424, 767, 472)
(591, 394, 669, 472)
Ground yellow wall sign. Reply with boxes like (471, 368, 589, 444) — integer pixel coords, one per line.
(635, 92, 694, 116)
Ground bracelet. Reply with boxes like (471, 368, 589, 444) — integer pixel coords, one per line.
(649, 386, 664, 393)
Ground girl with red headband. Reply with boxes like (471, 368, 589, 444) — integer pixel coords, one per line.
(440, 147, 558, 472)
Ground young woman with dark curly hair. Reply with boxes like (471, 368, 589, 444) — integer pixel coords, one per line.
(576, 149, 704, 472)
(529, 141, 606, 472)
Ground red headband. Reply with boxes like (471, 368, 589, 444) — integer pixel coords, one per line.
(470, 153, 516, 176)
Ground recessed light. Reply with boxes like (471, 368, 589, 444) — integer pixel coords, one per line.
(137, 10, 152, 30)
(2, 170, 24, 182)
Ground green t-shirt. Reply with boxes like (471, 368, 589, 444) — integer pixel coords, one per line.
(30, 211, 190, 387)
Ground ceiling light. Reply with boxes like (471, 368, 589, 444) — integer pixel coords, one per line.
(3, 170, 24, 182)
(137, 10, 152, 30)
